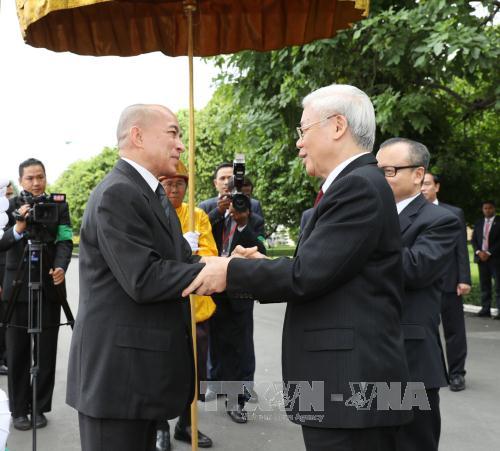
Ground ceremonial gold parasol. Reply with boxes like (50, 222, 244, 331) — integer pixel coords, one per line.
(15, 1, 369, 448)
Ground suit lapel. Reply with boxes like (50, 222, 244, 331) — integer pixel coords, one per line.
(295, 153, 378, 254)
(115, 160, 174, 242)
(399, 194, 427, 235)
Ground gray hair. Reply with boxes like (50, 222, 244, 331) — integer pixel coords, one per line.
(302, 84, 376, 151)
(379, 137, 430, 169)
(116, 104, 170, 148)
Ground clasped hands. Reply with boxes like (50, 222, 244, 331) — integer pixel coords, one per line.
(182, 245, 267, 297)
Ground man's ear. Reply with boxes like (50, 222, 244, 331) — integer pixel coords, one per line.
(415, 167, 426, 185)
(333, 115, 348, 140)
(130, 126, 143, 148)
(213, 179, 218, 189)
(435, 183, 440, 194)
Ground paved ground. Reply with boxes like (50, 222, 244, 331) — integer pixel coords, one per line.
(1, 260, 499, 450)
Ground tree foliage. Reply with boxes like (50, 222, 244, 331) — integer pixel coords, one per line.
(51, 147, 118, 232)
(195, 0, 499, 229)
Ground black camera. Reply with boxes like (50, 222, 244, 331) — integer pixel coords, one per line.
(13, 191, 66, 226)
(228, 154, 251, 213)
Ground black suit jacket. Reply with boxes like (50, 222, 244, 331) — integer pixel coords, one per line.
(471, 215, 500, 263)
(0, 197, 73, 304)
(438, 202, 471, 292)
(398, 195, 460, 389)
(198, 196, 265, 237)
(66, 159, 204, 420)
(226, 154, 411, 429)
(300, 208, 314, 232)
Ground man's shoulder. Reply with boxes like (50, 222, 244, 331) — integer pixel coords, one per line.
(198, 197, 217, 209)
(439, 202, 463, 216)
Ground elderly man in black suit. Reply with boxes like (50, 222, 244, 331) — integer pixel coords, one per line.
(471, 200, 500, 318)
(66, 104, 209, 451)
(185, 84, 412, 451)
(421, 172, 471, 391)
(377, 138, 461, 451)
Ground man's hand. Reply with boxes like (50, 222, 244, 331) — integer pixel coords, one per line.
(477, 250, 490, 262)
(182, 257, 230, 296)
(14, 204, 30, 234)
(229, 205, 249, 228)
(183, 231, 200, 252)
(49, 267, 65, 285)
(217, 195, 232, 214)
(457, 283, 471, 296)
(231, 245, 267, 260)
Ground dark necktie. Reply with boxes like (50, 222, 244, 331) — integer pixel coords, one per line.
(155, 184, 171, 224)
(314, 189, 324, 207)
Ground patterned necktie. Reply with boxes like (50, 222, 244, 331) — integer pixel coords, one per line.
(314, 189, 324, 207)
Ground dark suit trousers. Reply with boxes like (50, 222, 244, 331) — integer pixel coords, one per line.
(6, 300, 60, 416)
(441, 293, 467, 376)
(478, 259, 500, 309)
(79, 413, 156, 451)
(208, 299, 251, 407)
(396, 388, 440, 451)
(301, 425, 399, 451)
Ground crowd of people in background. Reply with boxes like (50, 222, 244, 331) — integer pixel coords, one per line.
(0, 85, 499, 451)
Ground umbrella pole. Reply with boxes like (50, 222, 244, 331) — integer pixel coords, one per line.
(184, 1, 198, 450)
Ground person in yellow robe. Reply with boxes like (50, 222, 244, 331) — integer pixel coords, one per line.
(156, 160, 216, 449)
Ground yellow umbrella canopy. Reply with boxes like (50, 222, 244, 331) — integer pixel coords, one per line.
(16, 0, 369, 57)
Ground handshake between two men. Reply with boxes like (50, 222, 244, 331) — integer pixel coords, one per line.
(182, 245, 267, 297)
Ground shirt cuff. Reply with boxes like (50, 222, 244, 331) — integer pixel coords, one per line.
(237, 225, 247, 232)
(13, 229, 24, 241)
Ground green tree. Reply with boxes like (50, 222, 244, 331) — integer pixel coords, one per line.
(203, 0, 499, 227)
(51, 147, 119, 232)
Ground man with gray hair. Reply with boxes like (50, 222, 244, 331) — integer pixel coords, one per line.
(183, 84, 411, 450)
(66, 104, 208, 451)
(376, 138, 460, 451)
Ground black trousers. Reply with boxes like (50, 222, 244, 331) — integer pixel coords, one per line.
(478, 259, 500, 310)
(302, 425, 399, 451)
(441, 292, 467, 376)
(5, 300, 60, 417)
(396, 388, 440, 451)
(79, 413, 156, 451)
(208, 299, 252, 407)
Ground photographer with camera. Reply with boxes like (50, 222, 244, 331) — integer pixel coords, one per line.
(0, 158, 73, 431)
(198, 159, 265, 423)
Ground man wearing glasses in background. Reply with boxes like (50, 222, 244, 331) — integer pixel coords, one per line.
(376, 138, 461, 451)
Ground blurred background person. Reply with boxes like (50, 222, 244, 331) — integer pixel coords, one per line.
(421, 172, 471, 391)
(0, 181, 15, 376)
(471, 201, 500, 318)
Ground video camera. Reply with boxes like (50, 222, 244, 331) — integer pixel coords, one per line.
(227, 154, 251, 213)
(13, 191, 66, 226)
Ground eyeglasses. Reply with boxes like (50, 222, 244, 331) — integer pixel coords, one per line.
(379, 165, 422, 177)
(296, 114, 338, 141)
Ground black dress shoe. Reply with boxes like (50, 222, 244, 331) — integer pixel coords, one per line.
(449, 374, 466, 392)
(226, 404, 248, 424)
(13, 415, 32, 431)
(493, 315, 500, 320)
(0, 364, 7, 376)
(156, 429, 171, 451)
(34, 413, 48, 428)
(174, 423, 213, 448)
(477, 309, 491, 317)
